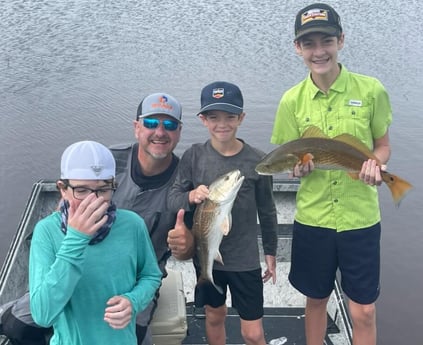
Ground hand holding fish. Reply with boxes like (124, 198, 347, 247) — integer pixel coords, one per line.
(262, 255, 276, 284)
(292, 155, 315, 178)
(359, 159, 386, 186)
(167, 209, 195, 260)
(103, 295, 132, 329)
(189, 185, 209, 205)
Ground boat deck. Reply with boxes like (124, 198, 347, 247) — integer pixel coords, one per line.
(167, 257, 351, 345)
(184, 306, 339, 345)
(0, 180, 352, 345)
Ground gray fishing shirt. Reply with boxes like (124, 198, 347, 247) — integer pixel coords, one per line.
(168, 139, 278, 271)
(110, 143, 178, 274)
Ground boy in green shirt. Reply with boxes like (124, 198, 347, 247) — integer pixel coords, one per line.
(271, 3, 392, 345)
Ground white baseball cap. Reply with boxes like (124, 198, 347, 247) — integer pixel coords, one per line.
(60, 141, 116, 180)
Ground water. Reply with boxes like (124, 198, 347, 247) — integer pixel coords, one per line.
(1, 0, 422, 343)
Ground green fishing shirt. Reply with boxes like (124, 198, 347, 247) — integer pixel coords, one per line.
(271, 65, 392, 231)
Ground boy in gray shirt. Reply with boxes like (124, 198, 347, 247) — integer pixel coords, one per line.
(168, 81, 278, 345)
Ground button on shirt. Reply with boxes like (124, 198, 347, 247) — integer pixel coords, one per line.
(271, 65, 392, 231)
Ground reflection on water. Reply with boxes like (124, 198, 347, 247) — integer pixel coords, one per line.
(1, 0, 422, 343)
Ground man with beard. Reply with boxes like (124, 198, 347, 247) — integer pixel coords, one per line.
(110, 92, 194, 344)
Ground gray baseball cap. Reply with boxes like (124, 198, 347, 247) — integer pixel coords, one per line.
(136, 93, 182, 122)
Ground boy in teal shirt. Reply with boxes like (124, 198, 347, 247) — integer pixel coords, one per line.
(29, 141, 162, 345)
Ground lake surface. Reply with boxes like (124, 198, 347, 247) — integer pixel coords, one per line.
(1, 0, 422, 343)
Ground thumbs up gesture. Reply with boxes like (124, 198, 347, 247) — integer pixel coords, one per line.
(167, 209, 195, 260)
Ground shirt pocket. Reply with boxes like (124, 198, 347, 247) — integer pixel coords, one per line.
(337, 99, 372, 138)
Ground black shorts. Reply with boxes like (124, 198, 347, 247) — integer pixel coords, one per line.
(194, 268, 264, 321)
(289, 221, 381, 304)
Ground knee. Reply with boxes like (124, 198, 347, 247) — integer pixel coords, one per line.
(205, 305, 227, 327)
(241, 326, 264, 344)
(350, 302, 376, 327)
(306, 296, 329, 310)
(240, 319, 265, 345)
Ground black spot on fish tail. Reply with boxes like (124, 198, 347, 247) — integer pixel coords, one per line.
(381, 171, 413, 206)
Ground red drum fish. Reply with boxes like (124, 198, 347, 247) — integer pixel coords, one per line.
(193, 169, 244, 294)
(256, 126, 412, 206)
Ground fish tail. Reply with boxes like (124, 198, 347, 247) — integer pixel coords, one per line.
(194, 278, 224, 307)
(196, 278, 224, 296)
(213, 283, 223, 294)
(382, 172, 413, 206)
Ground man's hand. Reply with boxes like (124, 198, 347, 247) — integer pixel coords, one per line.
(167, 209, 195, 260)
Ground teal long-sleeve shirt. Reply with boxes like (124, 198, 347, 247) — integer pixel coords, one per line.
(29, 209, 162, 345)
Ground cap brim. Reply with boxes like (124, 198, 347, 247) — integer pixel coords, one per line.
(197, 103, 243, 116)
(295, 26, 340, 41)
(138, 112, 182, 123)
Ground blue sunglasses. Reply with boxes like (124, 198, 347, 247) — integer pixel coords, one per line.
(142, 118, 180, 131)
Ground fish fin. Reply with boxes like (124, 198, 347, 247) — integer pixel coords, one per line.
(333, 134, 377, 159)
(220, 215, 231, 235)
(213, 283, 224, 295)
(302, 126, 327, 138)
(214, 251, 224, 265)
(303, 126, 378, 161)
(382, 172, 413, 206)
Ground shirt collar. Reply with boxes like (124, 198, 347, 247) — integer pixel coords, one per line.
(306, 64, 348, 99)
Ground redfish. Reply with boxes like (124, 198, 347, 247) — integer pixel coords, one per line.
(193, 170, 244, 296)
(256, 126, 412, 206)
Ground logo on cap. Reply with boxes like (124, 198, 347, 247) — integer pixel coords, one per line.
(151, 95, 173, 111)
(91, 165, 104, 176)
(212, 88, 224, 99)
(301, 8, 329, 25)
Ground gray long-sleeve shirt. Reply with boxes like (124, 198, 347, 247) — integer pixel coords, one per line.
(168, 139, 278, 271)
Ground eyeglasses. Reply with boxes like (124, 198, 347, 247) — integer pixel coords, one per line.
(65, 183, 116, 200)
(141, 118, 179, 131)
